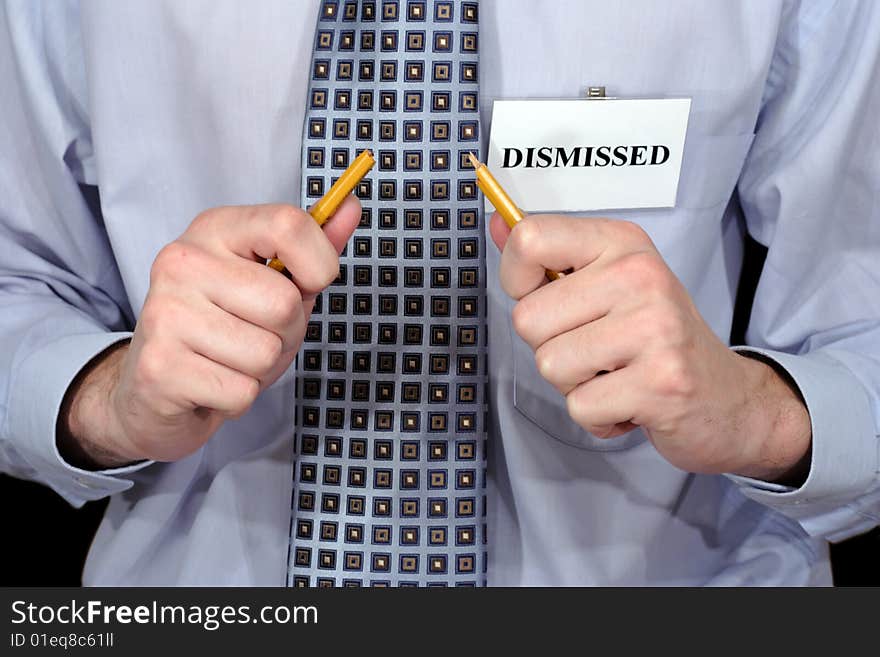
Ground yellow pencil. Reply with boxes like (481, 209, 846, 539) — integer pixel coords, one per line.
(467, 152, 561, 281)
(267, 148, 376, 276)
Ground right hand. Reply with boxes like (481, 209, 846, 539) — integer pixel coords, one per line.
(60, 197, 361, 467)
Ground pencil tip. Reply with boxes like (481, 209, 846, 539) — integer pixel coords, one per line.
(466, 152, 481, 168)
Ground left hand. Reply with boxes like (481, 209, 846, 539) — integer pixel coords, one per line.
(490, 213, 812, 482)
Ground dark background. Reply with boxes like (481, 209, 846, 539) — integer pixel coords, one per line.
(1, 235, 877, 586)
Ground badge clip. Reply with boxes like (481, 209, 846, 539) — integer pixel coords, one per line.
(585, 86, 616, 100)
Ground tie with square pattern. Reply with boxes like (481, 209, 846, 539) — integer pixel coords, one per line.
(287, 0, 486, 587)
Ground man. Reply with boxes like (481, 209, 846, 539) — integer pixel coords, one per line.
(1, 0, 878, 586)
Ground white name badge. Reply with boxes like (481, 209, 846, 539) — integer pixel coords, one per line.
(486, 98, 691, 212)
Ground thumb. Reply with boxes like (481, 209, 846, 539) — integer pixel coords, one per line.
(320, 194, 362, 255)
(489, 211, 513, 251)
(297, 194, 362, 316)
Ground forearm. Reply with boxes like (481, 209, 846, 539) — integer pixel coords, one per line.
(730, 352, 812, 485)
(0, 308, 139, 505)
(57, 340, 141, 470)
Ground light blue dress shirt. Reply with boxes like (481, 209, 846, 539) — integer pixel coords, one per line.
(1, 0, 879, 586)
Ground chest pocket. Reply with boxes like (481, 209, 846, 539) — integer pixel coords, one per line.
(510, 132, 755, 451)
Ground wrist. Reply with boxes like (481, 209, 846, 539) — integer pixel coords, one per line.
(730, 352, 812, 485)
(58, 340, 143, 469)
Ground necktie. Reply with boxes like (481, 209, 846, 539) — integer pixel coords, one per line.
(287, 0, 486, 587)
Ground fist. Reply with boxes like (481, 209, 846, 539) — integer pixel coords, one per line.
(490, 213, 811, 481)
(81, 197, 361, 464)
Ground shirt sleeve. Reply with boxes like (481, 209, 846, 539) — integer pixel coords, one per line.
(0, 2, 151, 507)
(727, 0, 880, 542)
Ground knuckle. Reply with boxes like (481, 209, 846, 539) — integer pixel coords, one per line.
(231, 376, 260, 415)
(311, 250, 341, 292)
(254, 333, 283, 372)
(510, 299, 535, 340)
(653, 305, 688, 347)
(267, 282, 303, 327)
(615, 251, 666, 291)
(136, 344, 167, 386)
(613, 220, 651, 246)
(565, 390, 588, 426)
(188, 209, 213, 233)
(498, 267, 520, 300)
(270, 205, 339, 293)
(150, 241, 189, 284)
(140, 295, 185, 339)
(507, 219, 543, 259)
(534, 343, 556, 381)
(650, 269, 677, 298)
(270, 205, 308, 241)
(187, 212, 205, 232)
(137, 301, 161, 336)
(654, 351, 695, 398)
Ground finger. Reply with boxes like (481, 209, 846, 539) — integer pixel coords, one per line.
(152, 244, 308, 351)
(265, 196, 361, 295)
(208, 261, 308, 352)
(499, 214, 653, 299)
(511, 263, 636, 349)
(588, 421, 640, 440)
(162, 350, 260, 418)
(319, 193, 362, 255)
(207, 261, 313, 353)
(192, 203, 344, 296)
(565, 365, 643, 432)
(278, 195, 361, 297)
(255, 348, 298, 392)
(489, 211, 512, 251)
(174, 296, 291, 382)
(534, 315, 642, 394)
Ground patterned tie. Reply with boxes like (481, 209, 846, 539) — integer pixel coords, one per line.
(287, 0, 486, 587)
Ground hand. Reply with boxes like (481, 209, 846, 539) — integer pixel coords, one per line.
(59, 197, 361, 467)
(490, 213, 812, 482)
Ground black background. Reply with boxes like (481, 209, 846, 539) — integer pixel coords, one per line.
(1, 235, 877, 586)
